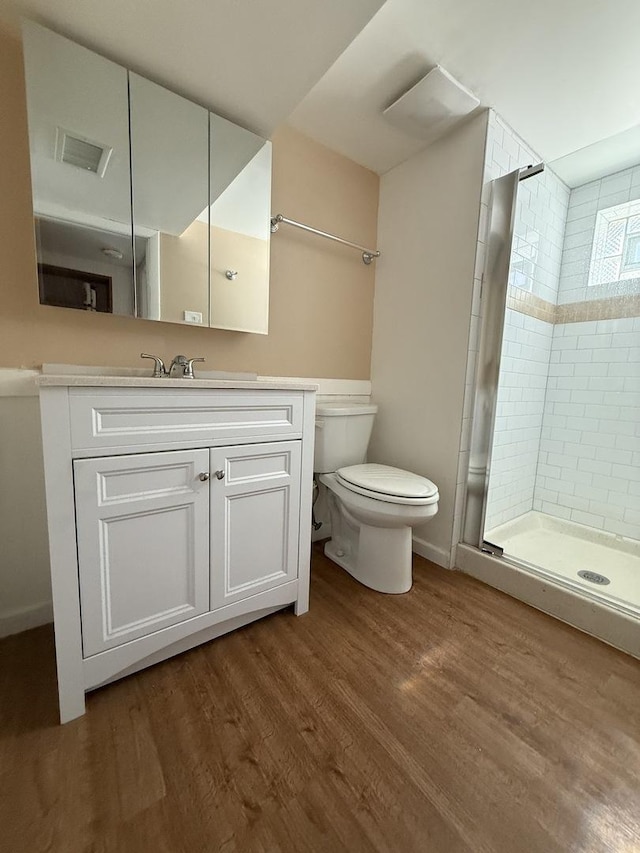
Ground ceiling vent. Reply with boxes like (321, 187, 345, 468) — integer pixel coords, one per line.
(383, 65, 480, 144)
(55, 127, 113, 177)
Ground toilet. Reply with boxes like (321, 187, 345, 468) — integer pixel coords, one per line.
(315, 401, 439, 594)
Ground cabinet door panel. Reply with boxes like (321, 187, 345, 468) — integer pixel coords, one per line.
(210, 441, 301, 608)
(75, 449, 209, 656)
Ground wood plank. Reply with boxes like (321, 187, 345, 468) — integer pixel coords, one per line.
(0, 547, 639, 852)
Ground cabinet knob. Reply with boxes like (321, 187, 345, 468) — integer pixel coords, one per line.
(214, 469, 225, 480)
(199, 472, 210, 481)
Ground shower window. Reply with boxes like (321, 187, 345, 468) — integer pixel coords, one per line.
(623, 232, 640, 272)
(588, 198, 640, 286)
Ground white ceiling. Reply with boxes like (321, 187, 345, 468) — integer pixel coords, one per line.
(0, 0, 385, 137)
(289, 0, 640, 175)
(7, 0, 640, 182)
(207, 144, 272, 241)
(550, 123, 640, 188)
(36, 217, 144, 268)
(24, 22, 133, 229)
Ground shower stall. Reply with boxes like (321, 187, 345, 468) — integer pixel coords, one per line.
(460, 147, 640, 654)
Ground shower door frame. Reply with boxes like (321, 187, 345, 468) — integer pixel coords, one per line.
(462, 165, 543, 552)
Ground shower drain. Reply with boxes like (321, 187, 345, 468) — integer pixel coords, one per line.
(577, 570, 610, 586)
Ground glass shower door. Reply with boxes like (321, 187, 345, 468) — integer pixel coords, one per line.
(463, 162, 640, 617)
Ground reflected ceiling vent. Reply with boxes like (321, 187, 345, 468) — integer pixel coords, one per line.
(383, 65, 480, 144)
(101, 247, 124, 260)
(55, 127, 113, 177)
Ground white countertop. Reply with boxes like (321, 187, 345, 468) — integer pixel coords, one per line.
(37, 374, 318, 391)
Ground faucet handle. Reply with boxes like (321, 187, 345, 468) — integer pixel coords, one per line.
(140, 353, 167, 378)
(184, 357, 205, 379)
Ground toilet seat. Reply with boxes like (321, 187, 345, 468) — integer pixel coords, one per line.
(336, 463, 439, 506)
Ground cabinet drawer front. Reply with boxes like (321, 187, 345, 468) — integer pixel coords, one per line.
(75, 449, 210, 656)
(69, 388, 303, 451)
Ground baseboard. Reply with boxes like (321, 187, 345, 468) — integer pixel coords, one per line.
(456, 543, 640, 660)
(0, 601, 53, 639)
(412, 536, 452, 569)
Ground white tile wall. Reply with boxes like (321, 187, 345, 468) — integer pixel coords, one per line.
(558, 164, 640, 305)
(511, 167, 569, 303)
(485, 311, 554, 530)
(534, 317, 640, 538)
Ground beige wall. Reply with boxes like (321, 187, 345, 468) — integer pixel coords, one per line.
(159, 221, 209, 325)
(0, 393, 52, 634)
(210, 226, 270, 333)
(369, 112, 488, 567)
(0, 24, 378, 378)
(159, 222, 270, 333)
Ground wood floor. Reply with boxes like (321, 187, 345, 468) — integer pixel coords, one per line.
(1, 547, 639, 853)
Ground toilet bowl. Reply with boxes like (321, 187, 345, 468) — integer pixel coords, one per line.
(315, 402, 439, 594)
(320, 466, 438, 593)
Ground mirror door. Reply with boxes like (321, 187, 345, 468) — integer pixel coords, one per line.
(209, 115, 271, 333)
(23, 21, 134, 316)
(129, 73, 209, 326)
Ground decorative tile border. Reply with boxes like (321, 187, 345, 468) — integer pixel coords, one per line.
(506, 288, 556, 323)
(507, 288, 640, 325)
(556, 294, 640, 324)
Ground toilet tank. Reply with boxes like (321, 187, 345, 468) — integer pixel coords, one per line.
(314, 402, 378, 473)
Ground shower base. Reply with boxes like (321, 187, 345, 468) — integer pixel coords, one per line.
(485, 511, 640, 615)
(485, 511, 640, 616)
(456, 512, 640, 659)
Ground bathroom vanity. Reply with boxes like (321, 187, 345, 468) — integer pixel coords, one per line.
(39, 375, 316, 722)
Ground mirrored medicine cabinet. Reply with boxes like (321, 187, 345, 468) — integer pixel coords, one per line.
(22, 21, 271, 334)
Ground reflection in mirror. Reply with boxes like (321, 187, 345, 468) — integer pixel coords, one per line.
(23, 22, 134, 315)
(209, 116, 271, 334)
(23, 22, 273, 333)
(35, 217, 142, 313)
(129, 73, 209, 326)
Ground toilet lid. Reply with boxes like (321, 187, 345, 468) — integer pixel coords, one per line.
(336, 464, 438, 500)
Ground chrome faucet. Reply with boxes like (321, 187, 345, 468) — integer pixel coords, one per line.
(169, 354, 205, 379)
(141, 353, 205, 378)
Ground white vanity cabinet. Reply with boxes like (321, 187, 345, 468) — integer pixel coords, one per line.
(39, 377, 316, 723)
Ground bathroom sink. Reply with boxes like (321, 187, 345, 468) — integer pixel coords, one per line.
(40, 363, 258, 381)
